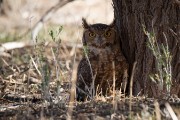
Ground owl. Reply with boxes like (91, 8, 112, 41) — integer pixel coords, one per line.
(76, 18, 129, 101)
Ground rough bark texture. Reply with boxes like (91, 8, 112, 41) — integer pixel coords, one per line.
(112, 0, 180, 97)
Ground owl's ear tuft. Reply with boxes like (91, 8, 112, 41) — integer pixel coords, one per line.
(109, 19, 116, 28)
(82, 18, 90, 29)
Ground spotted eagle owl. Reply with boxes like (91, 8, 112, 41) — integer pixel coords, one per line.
(76, 18, 129, 101)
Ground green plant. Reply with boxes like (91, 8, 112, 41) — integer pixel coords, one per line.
(49, 26, 63, 42)
(40, 57, 52, 101)
(33, 41, 52, 101)
(82, 45, 96, 100)
(83, 45, 89, 56)
(29, 26, 63, 102)
(143, 25, 172, 95)
(48, 26, 63, 101)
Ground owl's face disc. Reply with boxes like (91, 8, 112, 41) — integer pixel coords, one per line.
(82, 19, 116, 48)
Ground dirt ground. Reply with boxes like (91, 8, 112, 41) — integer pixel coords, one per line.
(0, 43, 180, 120)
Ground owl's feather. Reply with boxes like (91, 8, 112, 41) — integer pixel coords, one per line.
(76, 18, 129, 101)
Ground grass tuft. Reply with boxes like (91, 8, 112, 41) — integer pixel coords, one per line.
(143, 25, 172, 96)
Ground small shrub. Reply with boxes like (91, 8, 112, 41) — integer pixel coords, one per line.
(143, 25, 172, 96)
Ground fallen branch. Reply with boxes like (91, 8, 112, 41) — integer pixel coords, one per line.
(31, 0, 74, 41)
(0, 41, 34, 52)
(0, 41, 34, 57)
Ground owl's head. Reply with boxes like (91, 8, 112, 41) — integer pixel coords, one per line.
(82, 18, 116, 48)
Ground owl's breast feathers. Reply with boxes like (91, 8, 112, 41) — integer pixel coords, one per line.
(88, 46, 125, 62)
(77, 44, 128, 101)
(86, 46, 127, 76)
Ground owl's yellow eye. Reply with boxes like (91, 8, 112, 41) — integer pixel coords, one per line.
(104, 31, 112, 37)
(89, 32, 96, 37)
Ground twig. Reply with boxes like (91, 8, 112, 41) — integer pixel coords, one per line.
(67, 27, 80, 118)
(67, 63, 77, 120)
(154, 100, 161, 120)
(129, 61, 137, 112)
(165, 102, 178, 120)
(112, 61, 117, 112)
(30, 56, 42, 76)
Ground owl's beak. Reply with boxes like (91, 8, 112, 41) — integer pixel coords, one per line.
(96, 37, 103, 47)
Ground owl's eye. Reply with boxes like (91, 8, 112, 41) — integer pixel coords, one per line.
(104, 31, 112, 37)
(89, 32, 96, 37)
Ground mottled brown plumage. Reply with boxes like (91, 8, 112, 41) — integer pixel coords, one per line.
(76, 18, 128, 101)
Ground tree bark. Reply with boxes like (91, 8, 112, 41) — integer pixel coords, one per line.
(112, 0, 180, 97)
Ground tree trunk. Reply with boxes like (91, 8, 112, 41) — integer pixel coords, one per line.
(112, 0, 180, 97)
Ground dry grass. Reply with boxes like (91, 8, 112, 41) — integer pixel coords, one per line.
(0, 25, 179, 120)
(0, 45, 179, 119)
